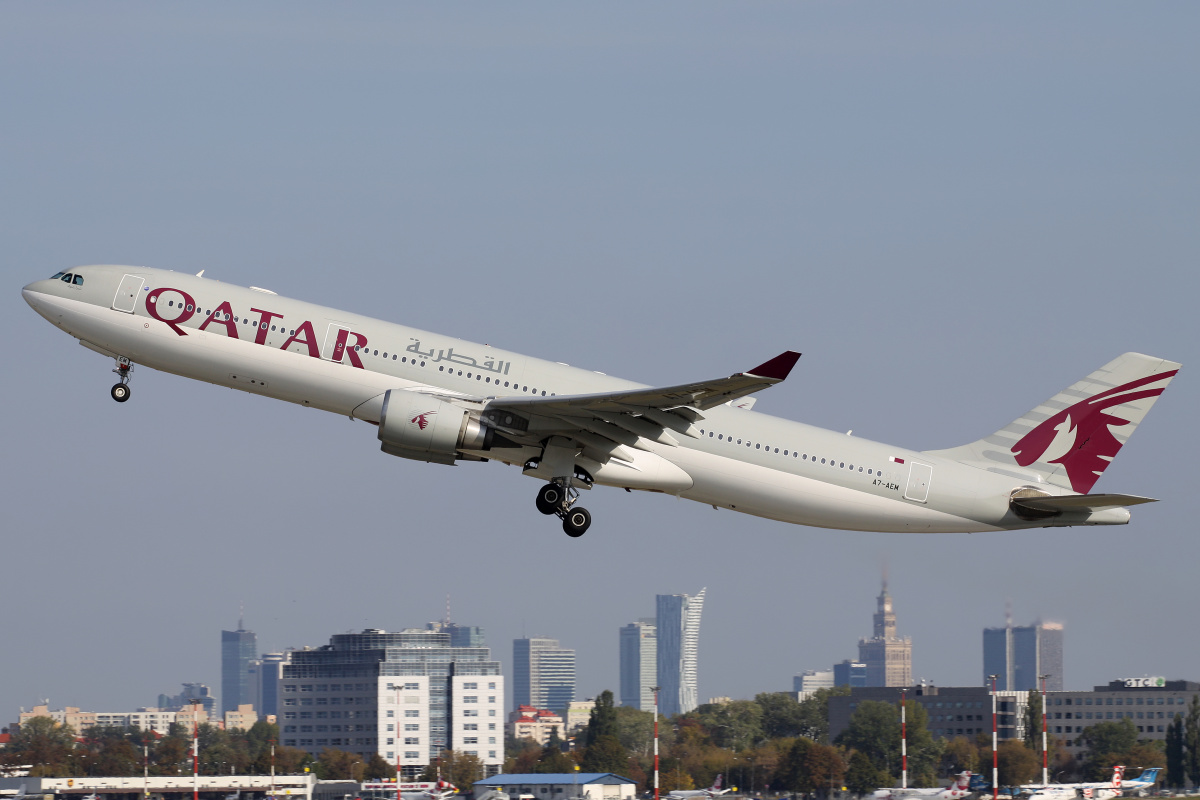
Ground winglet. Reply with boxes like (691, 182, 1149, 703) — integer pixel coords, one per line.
(747, 351, 801, 381)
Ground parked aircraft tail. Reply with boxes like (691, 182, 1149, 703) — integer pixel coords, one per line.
(927, 353, 1180, 494)
(1131, 767, 1160, 785)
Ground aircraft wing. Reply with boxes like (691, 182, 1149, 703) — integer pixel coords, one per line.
(478, 351, 800, 464)
(488, 351, 800, 414)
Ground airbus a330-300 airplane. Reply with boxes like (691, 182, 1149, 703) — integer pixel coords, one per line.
(23, 266, 1181, 537)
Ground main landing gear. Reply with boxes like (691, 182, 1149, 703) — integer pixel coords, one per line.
(111, 358, 133, 403)
(535, 480, 592, 537)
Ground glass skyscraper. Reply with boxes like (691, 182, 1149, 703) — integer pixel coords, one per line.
(619, 618, 657, 710)
(656, 588, 705, 717)
(512, 637, 576, 713)
(221, 626, 258, 715)
(983, 620, 1064, 691)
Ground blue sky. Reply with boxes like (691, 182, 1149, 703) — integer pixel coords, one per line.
(1, 3, 1196, 721)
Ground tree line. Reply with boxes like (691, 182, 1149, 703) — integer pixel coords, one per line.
(5, 692, 1200, 794)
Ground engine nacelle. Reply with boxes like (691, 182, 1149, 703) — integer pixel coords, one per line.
(378, 391, 491, 465)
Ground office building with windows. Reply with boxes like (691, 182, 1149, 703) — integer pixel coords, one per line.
(222, 625, 258, 715)
(656, 588, 706, 717)
(834, 660, 867, 688)
(983, 619, 1064, 692)
(513, 638, 576, 713)
(1041, 679, 1199, 755)
(794, 670, 834, 693)
(619, 619, 657, 710)
(279, 628, 504, 776)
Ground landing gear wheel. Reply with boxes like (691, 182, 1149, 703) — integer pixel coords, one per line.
(562, 507, 591, 537)
(536, 483, 563, 515)
(111, 383, 131, 403)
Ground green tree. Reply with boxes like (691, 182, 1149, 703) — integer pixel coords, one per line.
(613, 705, 664, 757)
(1186, 696, 1200, 789)
(997, 740, 1039, 786)
(365, 753, 395, 780)
(940, 737, 979, 776)
(845, 750, 889, 795)
(419, 750, 484, 789)
(1023, 692, 1044, 751)
(1079, 719, 1138, 780)
(504, 737, 542, 774)
(775, 738, 845, 797)
(585, 691, 620, 747)
(757, 687, 850, 743)
(5, 716, 76, 776)
(836, 699, 940, 787)
(581, 734, 629, 774)
(534, 740, 576, 774)
(687, 700, 764, 751)
(1165, 716, 1185, 789)
(316, 748, 367, 780)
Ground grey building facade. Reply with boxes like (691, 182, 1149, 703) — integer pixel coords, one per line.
(828, 685, 1027, 744)
(619, 619, 657, 710)
(513, 637, 576, 713)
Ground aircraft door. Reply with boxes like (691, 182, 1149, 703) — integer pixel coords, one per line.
(322, 323, 352, 363)
(112, 274, 145, 313)
(903, 461, 933, 503)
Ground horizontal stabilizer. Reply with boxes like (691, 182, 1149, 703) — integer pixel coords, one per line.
(1012, 493, 1157, 514)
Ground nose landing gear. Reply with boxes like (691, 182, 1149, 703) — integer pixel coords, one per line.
(535, 480, 592, 537)
(111, 358, 133, 403)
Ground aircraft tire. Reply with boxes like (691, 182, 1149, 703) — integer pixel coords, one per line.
(111, 383, 131, 403)
(563, 507, 591, 537)
(536, 483, 561, 515)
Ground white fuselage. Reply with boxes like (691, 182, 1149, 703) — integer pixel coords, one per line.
(22, 265, 1127, 533)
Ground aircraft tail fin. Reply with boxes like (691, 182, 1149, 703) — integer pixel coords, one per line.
(1136, 768, 1160, 784)
(926, 353, 1180, 493)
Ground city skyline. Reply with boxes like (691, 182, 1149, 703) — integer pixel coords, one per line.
(2, 3, 1195, 722)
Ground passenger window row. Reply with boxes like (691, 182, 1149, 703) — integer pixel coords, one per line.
(698, 428, 881, 476)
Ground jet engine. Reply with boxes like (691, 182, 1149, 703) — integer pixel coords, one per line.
(377, 390, 492, 465)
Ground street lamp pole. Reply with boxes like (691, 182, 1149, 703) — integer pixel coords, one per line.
(397, 689, 403, 800)
(1039, 674, 1050, 786)
(988, 675, 998, 800)
(652, 686, 661, 800)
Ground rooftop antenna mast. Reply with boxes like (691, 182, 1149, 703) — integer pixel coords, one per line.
(445, 593, 452, 626)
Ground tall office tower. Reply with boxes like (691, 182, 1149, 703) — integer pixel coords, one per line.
(222, 622, 258, 714)
(619, 618, 657, 710)
(983, 617, 1064, 691)
(279, 628, 504, 777)
(512, 637, 576, 713)
(257, 652, 287, 718)
(656, 588, 706, 717)
(858, 577, 912, 687)
(157, 683, 217, 716)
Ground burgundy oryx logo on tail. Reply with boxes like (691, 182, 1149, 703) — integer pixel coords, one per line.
(411, 411, 437, 430)
(1011, 370, 1177, 493)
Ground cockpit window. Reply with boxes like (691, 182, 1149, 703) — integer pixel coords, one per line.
(51, 272, 65, 279)
(60, 273, 74, 282)
(73, 274, 84, 286)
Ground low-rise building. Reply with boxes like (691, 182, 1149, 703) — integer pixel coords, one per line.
(474, 773, 637, 800)
(1042, 679, 1199, 755)
(507, 706, 564, 746)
